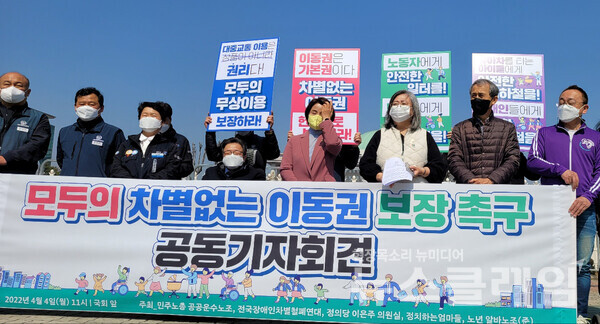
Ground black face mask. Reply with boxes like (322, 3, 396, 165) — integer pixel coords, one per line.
(471, 98, 491, 116)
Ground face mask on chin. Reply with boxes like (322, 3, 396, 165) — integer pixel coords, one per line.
(159, 123, 170, 134)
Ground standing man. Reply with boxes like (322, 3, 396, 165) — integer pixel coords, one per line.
(157, 101, 194, 178)
(0, 72, 51, 174)
(110, 102, 181, 180)
(448, 79, 520, 184)
(527, 85, 600, 321)
(57, 87, 125, 177)
(378, 274, 402, 307)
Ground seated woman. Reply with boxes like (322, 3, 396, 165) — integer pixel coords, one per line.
(202, 137, 266, 180)
(111, 102, 181, 179)
(280, 97, 342, 182)
(359, 90, 446, 183)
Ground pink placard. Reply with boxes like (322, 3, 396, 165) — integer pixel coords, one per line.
(290, 49, 360, 144)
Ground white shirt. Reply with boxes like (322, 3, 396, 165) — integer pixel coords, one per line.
(139, 134, 155, 155)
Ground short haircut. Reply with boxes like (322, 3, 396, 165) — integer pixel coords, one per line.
(0, 72, 30, 89)
(220, 137, 247, 156)
(156, 101, 173, 120)
(385, 273, 393, 280)
(384, 89, 421, 132)
(75, 87, 104, 107)
(304, 97, 336, 122)
(470, 79, 499, 98)
(137, 101, 166, 120)
(563, 85, 588, 105)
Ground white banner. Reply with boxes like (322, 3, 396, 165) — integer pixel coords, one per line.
(0, 174, 576, 323)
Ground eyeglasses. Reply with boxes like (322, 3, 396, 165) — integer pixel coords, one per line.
(223, 150, 243, 156)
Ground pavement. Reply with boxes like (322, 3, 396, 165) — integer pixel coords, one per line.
(2, 276, 600, 323)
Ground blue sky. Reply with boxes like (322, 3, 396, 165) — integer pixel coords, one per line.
(2, 0, 599, 158)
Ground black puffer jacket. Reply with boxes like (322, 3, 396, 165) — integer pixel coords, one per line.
(448, 113, 520, 184)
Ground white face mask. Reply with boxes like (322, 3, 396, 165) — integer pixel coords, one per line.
(558, 104, 581, 123)
(159, 123, 170, 134)
(0, 86, 27, 104)
(139, 117, 162, 132)
(222, 154, 244, 169)
(389, 105, 412, 123)
(75, 105, 99, 121)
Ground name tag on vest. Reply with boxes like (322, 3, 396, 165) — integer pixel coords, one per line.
(91, 140, 104, 146)
(151, 152, 165, 158)
(16, 126, 29, 133)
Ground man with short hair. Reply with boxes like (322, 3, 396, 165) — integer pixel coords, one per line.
(204, 112, 280, 170)
(527, 85, 600, 321)
(57, 87, 125, 177)
(202, 137, 265, 180)
(448, 79, 520, 184)
(0, 72, 51, 174)
(156, 101, 194, 178)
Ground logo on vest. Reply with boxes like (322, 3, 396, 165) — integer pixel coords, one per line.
(91, 135, 104, 147)
(16, 120, 29, 133)
(580, 138, 594, 151)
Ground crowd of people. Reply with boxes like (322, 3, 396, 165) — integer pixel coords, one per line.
(1, 71, 599, 320)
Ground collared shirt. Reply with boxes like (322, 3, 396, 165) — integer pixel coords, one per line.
(139, 134, 155, 155)
(473, 116, 491, 136)
(383, 282, 393, 294)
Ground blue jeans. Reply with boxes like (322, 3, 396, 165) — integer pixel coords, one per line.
(577, 206, 596, 317)
(382, 293, 397, 306)
(349, 292, 363, 304)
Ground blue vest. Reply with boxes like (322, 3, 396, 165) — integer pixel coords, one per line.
(0, 106, 44, 155)
(57, 118, 124, 177)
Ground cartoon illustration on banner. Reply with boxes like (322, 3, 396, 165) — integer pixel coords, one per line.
(472, 53, 545, 151)
(0, 175, 577, 323)
(381, 51, 452, 152)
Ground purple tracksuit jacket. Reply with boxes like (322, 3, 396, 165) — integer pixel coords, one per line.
(527, 122, 600, 203)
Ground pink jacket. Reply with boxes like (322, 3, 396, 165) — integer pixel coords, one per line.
(280, 119, 342, 182)
(75, 278, 88, 288)
(198, 270, 215, 285)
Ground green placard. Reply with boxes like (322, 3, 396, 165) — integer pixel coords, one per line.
(381, 51, 452, 152)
